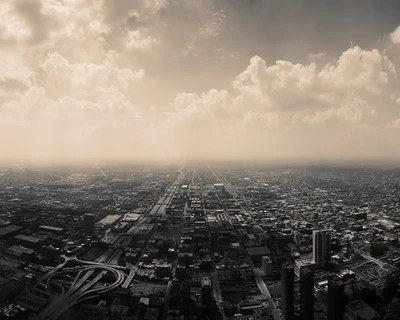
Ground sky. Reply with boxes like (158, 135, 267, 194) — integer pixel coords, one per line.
(1, 0, 400, 163)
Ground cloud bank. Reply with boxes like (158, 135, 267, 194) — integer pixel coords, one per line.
(1, 1, 400, 162)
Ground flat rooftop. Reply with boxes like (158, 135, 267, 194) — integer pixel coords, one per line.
(97, 215, 121, 226)
(0, 225, 22, 236)
(246, 246, 271, 256)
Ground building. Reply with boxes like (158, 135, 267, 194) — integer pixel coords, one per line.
(13, 235, 45, 248)
(155, 263, 171, 278)
(328, 276, 346, 320)
(281, 263, 294, 320)
(84, 213, 95, 235)
(0, 278, 25, 303)
(246, 247, 271, 264)
(343, 300, 380, 320)
(6, 246, 35, 259)
(238, 299, 263, 315)
(312, 230, 331, 264)
(262, 256, 273, 276)
(39, 225, 64, 234)
(300, 267, 314, 320)
(201, 277, 212, 306)
(96, 215, 121, 229)
(0, 225, 23, 239)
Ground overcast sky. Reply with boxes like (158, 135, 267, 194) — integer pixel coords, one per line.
(1, 0, 400, 163)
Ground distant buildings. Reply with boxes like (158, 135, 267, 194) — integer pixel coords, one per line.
(281, 263, 294, 320)
(312, 230, 331, 264)
(84, 213, 95, 235)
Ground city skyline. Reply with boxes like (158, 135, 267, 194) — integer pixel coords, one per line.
(1, 0, 400, 162)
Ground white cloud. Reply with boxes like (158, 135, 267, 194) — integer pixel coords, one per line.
(161, 46, 400, 160)
(125, 30, 157, 50)
(308, 51, 327, 59)
(42, 52, 144, 100)
(390, 26, 400, 44)
(0, 50, 34, 87)
(232, 47, 398, 113)
(1, 0, 400, 162)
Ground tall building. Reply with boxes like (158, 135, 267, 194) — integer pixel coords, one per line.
(312, 230, 331, 264)
(262, 256, 273, 276)
(281, 263, 294, 320)
(328, 276, 346, 320)
(201, 277, 212, 306)
(300, 267, 314, 320)
(84, 213, 95, 235)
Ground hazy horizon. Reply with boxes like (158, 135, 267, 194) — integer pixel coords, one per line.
(2, 0, 400, 163)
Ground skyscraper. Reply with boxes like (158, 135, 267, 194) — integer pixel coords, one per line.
(328, 276, 346, 320)
(201, 277, 212, 306)
(300, 267, 314, 320)
(262, 256, 273, 275)
(84, 213, 95, 235)
(281, 263, 294, 320)
(312, 230, 331, 264)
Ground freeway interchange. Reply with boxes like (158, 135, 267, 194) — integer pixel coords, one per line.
(36, 170, 186, 320)
(37, 262, 126, 320)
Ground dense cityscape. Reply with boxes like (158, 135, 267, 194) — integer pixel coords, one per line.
(0, 164, 399, 319)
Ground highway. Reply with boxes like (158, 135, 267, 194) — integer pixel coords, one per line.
(38, 170, 186, 319)
(37, 264, 125, 320)
(360, 252, 397, 271)
(125, 171, 186, 236)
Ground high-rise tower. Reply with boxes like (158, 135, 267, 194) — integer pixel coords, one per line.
(84, 213, 95, 235)
(312, 230, 331, 264)
(281, 263, 294, 320)
(300, 267, 314, 320)
(201, 277, 212, 306)
(328, 276, 346, 320)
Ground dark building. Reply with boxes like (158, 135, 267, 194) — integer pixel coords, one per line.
(201, 277, 212, 306)
(312, 230, 331, 264)
(0, 225, 23, 239)
(328, 276, 346, 320)
(300, 267, 314, 320)
(281, 263, 294, 320)
(84, 213, 95, 235)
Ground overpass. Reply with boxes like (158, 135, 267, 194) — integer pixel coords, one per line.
(37, 263, 125, 320)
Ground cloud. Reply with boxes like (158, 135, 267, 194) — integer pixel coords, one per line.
(198, 10, 228, 39)
(390, 26, 400, 44)
(0, 50, 35, 87)
(1, 1, 400, 162)
(2, 44, 400, 161)
(125, 30, 157, 50)
(0, 49, 147, 161)
(308, 51, 327, 59)
(0, 2, 31, 42)
(179, 9, 229, 57)
(162, 46, 400, 160)
(42, 51, 144, 100)
(0, 85, 143, 161)
(232, 47, 398, 113)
